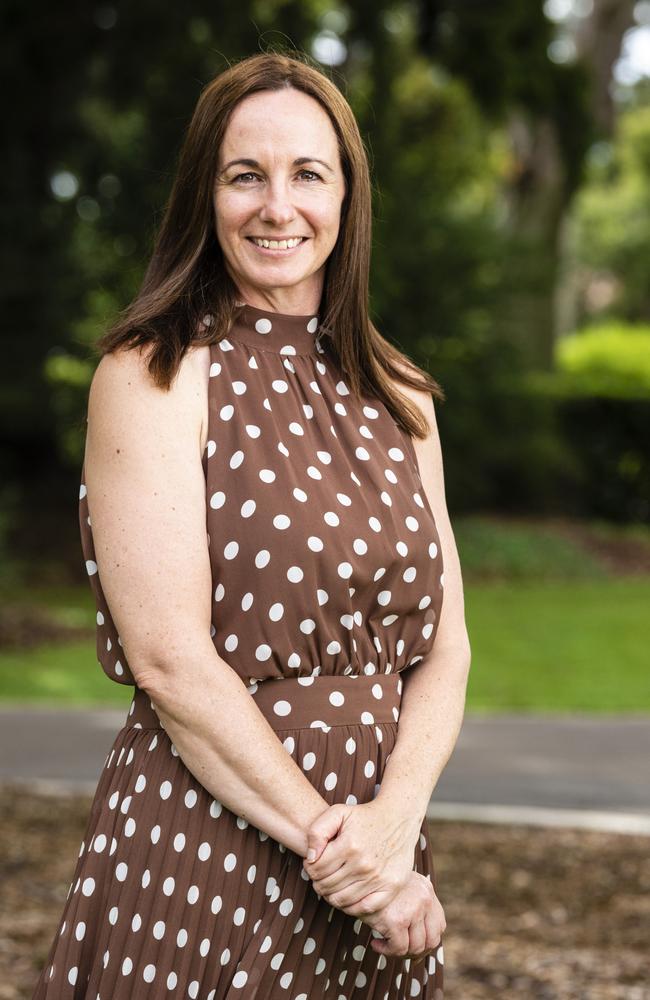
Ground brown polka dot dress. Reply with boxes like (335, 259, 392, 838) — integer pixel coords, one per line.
(31, 302, 446, 999)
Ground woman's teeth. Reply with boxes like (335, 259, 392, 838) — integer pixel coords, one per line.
(249, 237, 305, 250)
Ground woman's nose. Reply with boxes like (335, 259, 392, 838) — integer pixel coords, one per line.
(258, 179, 296, 224)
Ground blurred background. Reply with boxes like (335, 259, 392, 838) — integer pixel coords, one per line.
(1, 1, 649, 997)
(2, 0, 650, 712)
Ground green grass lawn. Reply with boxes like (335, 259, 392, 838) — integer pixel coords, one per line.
(0, 583, 137, 710)
(0, 639, 134, 708)
(464, 577, 650, 712)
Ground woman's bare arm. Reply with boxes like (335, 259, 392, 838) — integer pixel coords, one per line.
(84, 343, 330, 858)
(373, 382, 472, 832)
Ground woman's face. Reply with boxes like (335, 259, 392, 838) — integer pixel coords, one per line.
(214, 87, 347, 311)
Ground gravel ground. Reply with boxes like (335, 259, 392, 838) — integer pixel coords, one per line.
(3, 786, 649, 1000)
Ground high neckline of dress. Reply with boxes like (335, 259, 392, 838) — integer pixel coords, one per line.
(227, 300, 327, 356)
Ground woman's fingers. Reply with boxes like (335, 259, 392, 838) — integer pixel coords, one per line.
(410, 898, 444, 964)
(338, 886, 398, 918)
(310, 857, 355, 894)
(313, 858, 377, 898)
(323, 878, 378, 911)
(405, 915, 427, 960)
(314, 862, 385, 899)
(304, 800, 416, 903)
(370, 922, 410, 957)
(373, 914, 434, 962)
(302, 804, 350, 876)
(303, 842, 345, 880)
(309, 858, 349, 893)
(365, 874, 445, 961)
(424, 905, 442, 952)
(318, 869, 406, 913)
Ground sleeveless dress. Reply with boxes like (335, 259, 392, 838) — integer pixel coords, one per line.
(31, 302, 446, 999)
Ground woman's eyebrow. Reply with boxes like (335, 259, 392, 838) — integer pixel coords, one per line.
(220, 157, 334, 174)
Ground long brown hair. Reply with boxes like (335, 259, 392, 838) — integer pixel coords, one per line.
(96, 50, 445, 439)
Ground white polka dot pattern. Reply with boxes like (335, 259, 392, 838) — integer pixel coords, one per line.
(77, 304, 443, 688)
(33, 303, 445, 998)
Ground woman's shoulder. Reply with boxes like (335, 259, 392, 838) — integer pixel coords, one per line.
(186, 341, 212, 388)
(92, 340, 208, 396)
(89, 341, 208, 446)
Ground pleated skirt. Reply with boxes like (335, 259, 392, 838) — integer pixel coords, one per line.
(30, 672, 444, 998)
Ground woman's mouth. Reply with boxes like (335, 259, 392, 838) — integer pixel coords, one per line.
(246, 236, 309, 255)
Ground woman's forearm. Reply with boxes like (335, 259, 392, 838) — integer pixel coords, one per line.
(137, 640, 330, 858)
(375, 640, 471, 830)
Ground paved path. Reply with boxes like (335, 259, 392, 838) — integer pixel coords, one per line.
(1, 703, 649, 833)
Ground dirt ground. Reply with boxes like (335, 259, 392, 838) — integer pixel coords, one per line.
(2, 787, 648, 1000)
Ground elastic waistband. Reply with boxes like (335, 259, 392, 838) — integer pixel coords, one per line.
(123, 672, 404, 732)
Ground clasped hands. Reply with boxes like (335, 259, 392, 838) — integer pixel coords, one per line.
(301, 798, 445, 963)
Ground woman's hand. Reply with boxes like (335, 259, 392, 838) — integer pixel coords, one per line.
(364, 871, 445, 963)
(301, 804, 445, 963)
(302, 799, 421, 912)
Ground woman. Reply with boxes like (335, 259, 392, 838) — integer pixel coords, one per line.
(31, 51, 470, 999)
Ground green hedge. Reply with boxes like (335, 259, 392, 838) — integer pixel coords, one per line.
(554, 394, 650, 522)
(555, 320, 650, 398)
(513, 320, 650, 522)
(435, 321, 650, 522)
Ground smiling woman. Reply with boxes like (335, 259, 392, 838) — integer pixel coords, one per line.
(29, 49, 467, 1000)
(212, 88, 348, 312)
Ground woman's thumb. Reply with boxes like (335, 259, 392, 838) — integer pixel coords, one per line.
(305, 803, 347, 862)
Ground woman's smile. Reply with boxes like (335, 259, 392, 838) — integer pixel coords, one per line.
(245, 235, 310, 256)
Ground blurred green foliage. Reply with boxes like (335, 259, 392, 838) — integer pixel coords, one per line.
(556, 321, 650, 398)
(571, 104, 650, 321)
(453, 515, 607, 581)
(2, 0, 650, 589)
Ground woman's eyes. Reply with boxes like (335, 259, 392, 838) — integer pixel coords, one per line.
(233, 169, 322, 184)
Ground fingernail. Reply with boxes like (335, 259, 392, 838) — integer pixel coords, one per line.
(307, 848, 316, 861)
